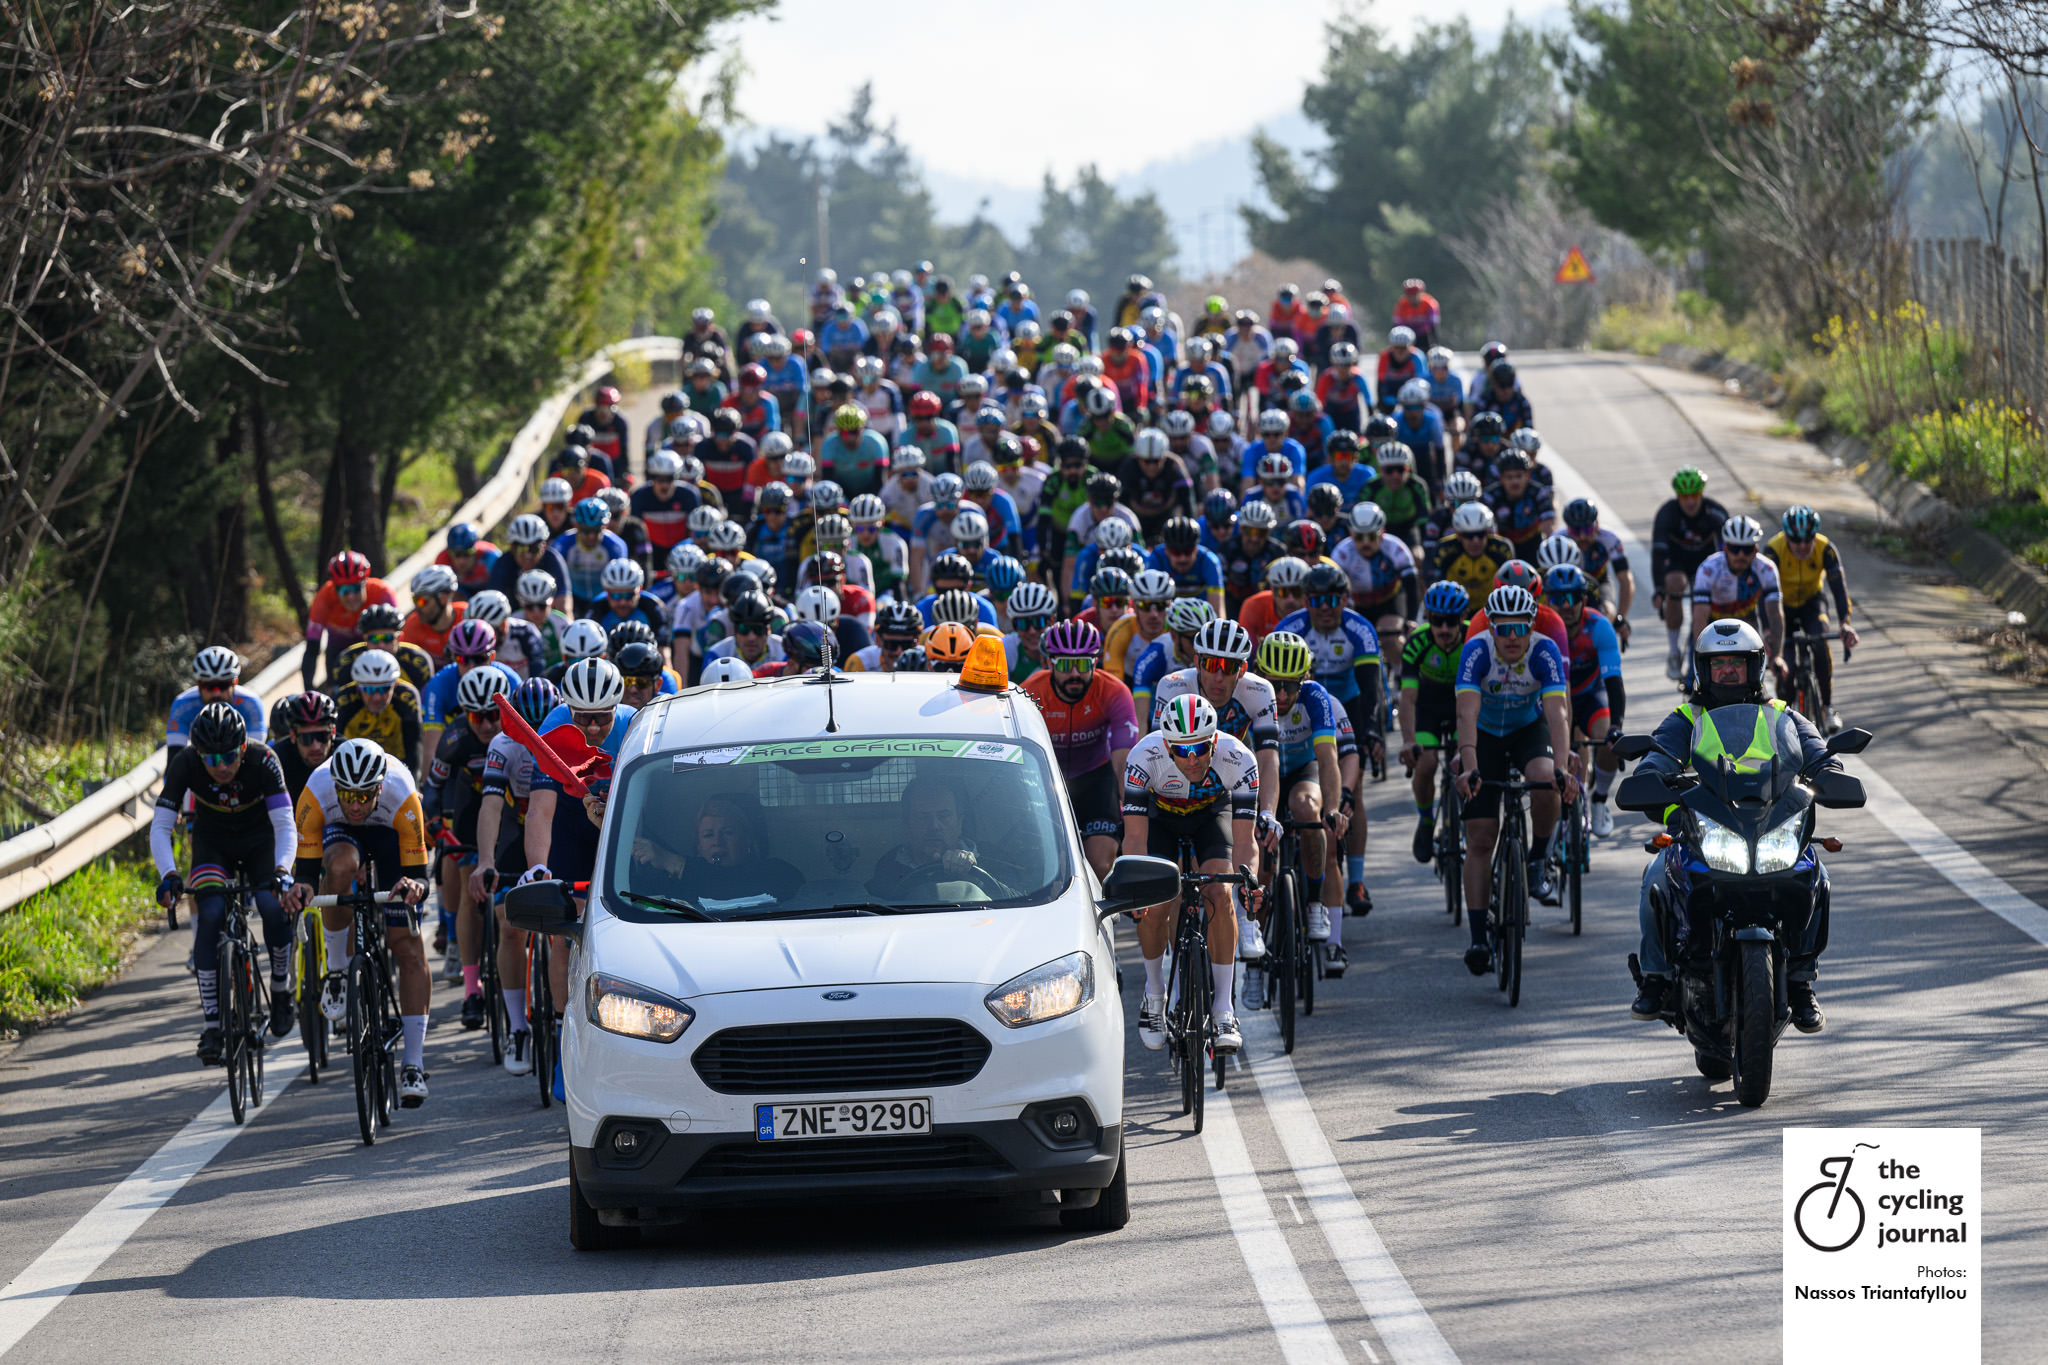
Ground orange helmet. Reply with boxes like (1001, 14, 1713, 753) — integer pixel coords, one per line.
(926, 621, 977, 671)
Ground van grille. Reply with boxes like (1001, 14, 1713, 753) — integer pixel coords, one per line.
(691, 1019, 992, 1095)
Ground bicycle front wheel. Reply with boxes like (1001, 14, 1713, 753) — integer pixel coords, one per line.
(532, 935, 555, 1110)
(348, 952, 381, 1145)
(298, 924, 325, 1082)
(223, 934, 249, 1125)
(1567, 798, 1585, 936)
(483, 906, 505, 1067)
(1273, 873, 1296, 1055)
(1503, 847, 1526, 1008)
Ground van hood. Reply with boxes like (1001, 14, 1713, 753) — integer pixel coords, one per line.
(588, 898, 1096, 999)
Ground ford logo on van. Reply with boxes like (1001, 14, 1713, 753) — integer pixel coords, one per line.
(822, 990, 857, 1001)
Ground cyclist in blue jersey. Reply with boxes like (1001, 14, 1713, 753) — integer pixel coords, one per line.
(1452, 584, 1578, 973)
(1240, 410, 1307, 490)
(1544, 563, 1625, 838)
(1245, 451, 1309, 524)
(548, 497, 628, 615)
(1304, 431, 1376, 509)
(1254, 631, 1353, 975)
(1145, 516, 1226, 615)
(1274, 563, 1384, 913)
(1200, 487, 1237, 555)
(1130, 597, 1213, 723)
(1390, 379, 1449, 492)
(168, 647, 268, 760)
(1483, 448, 1557, 562)
(420, 619, 523, 762)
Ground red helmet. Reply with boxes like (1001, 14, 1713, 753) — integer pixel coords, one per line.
(594, 385, 622, 406)
(740, 363, 767, 386)
(909, 391, 942, 418)
(328, 550, 370, 585)
(791, 328, 814, 349)
(928, 333, 954, 352)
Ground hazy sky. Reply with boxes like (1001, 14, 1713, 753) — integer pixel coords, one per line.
(716, 0, 1539, 188)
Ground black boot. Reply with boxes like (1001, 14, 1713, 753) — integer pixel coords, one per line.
(197, 1024, 224, 1066)
(1631, 975, 1670, 1020)
(1788, 982, 1824, 1033)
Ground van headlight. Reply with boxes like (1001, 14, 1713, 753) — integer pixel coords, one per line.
(1696, 815, 1750, 874)
(986, 952, 1095, 1028)
(1753, 814, 1806, 873)
(586, 972, 694, 1042)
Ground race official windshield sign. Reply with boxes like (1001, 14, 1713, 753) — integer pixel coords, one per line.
(1784, 1128, 1979, 1362)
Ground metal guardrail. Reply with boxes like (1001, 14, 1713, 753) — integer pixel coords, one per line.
(0, 335, 683, 912)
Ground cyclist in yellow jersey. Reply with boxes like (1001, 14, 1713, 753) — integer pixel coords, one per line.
(333, 648, 423, 774)
(1764, 506, 1858, 731)
(1429, 502, 1517, 606)
(284, 739, 432, 1106)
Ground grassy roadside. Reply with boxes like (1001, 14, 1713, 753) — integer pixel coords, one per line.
(0, 853, 160, 1037)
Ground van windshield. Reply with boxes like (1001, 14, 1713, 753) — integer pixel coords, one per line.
(603, 736, 1070, 921)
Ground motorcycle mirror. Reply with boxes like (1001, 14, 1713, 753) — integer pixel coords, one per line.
(1614, 769, 1677, 813)
(1811, 769, 1866, 809)
(1823, 727, 1872, 757)
(1610, 732, 1659, 762)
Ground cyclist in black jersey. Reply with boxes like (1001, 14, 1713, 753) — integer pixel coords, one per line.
(270, 691, 338, 805)
(1650, 466, 1728, 680)
(1398, 582, 1470, 863)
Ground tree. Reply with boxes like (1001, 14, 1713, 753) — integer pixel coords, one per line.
(1246, 18, 1553, 344)
(1022, 168, 1176, 314)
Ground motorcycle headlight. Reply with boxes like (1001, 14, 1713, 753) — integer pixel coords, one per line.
(1753, 813, 1806, 874)
(986, 952, 1095, 1028)
(1696, 815, 1750, 874)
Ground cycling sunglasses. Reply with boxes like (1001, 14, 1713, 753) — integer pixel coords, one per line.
(1549, 591, 1585, 606)
(1199, 655, 1246, 674)
(335, 583, 364, 596)
(1050, 656, 1095, 675)
(734, 623, 766, 637)
(336, 786, 379, 803)
(455, 651, 495, 667)
(607, 590, 638, 602)
(358, 684, 393, 698)
(1268, 674, 1305, 692)
(1493, 620, 1533, 637)
(467, 709, 503, 727)
(1426, 614, 1465, 629)
(1134, 599, 1170, 612)
(198, 750, 241, 767)
(879, 636, 916, 651)
(1096, 596, 1130, 612)
(571, 708, 615, 728)
(364, 633, 396, 648)
(1013, 615, 1050, 632)
(1167, 740, 1214, 760)
(293, 728, 335, 745)
(197, 680, 234, 693)
(1308, 593, 1344, 609)
(1724, 544, 1758, 556)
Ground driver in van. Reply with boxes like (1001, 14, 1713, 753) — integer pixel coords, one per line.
(867, 779, 995, 898)
(634, 794, 802, 906)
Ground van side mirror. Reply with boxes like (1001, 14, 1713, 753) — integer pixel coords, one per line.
(1611, 732, 1659, 762)
(1811, 770, 1866, 809)
(505, 879, 584, 942)
(1824, 727, 1872, 757)
(1097, 856, 1181, 920)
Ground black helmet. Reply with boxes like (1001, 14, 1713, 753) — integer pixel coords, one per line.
(1563, 497, 1600, 530)
(1489, 360, 1517, 386)
(567, 423, 598, 446)
(756, 481, 790, 512)
(553, 443, 588, 470)
(893, 645, 928, 673)
(727, 592, 773, 628)
(709, 408, 741, 435)
(1303, 563, 1348, 598)
(782, 620, 834, 671)
(1283, 519, 1326, 560)
(719, 571, 755, 606)
(695, 555, 732, 589)
(358, 602, 403, 634)
(1327, 430, 1360, 455)
(1495, 448, 1531, 473)
(1470, 411, 1505, 440)
(1091, 566, 1135, 599)
(1056, 436, 1090, 466)
(613, 641, 665, 681)
(1102, 546, 1146, 577)
(1162, 516, 1201, 551)
(607, 620, 657, 655)
(876, 601, 925, 640)
(1086, 472, 1121, 504)
(930, 551, 974, 585)
(1307, 484, 1344, 518)
(1364, 414, 1398, 444)
(189, 702, 247, 754)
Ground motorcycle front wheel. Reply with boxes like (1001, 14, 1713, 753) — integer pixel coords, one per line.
(1732, 940, 1776, 1107)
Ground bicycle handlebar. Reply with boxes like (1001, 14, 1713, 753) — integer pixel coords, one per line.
(1183, 863, 1256, 888)
(310, 891, 412, 907)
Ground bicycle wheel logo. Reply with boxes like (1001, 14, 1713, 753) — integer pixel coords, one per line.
(1793, 1142, 1878, 1252)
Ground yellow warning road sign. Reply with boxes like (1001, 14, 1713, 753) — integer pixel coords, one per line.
(1555, 246, 1594, 284)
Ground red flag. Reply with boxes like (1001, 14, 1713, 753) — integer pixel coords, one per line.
(494, 694, 607, 798)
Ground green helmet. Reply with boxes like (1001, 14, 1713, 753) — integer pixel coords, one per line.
(1671, 465, 1707, 496)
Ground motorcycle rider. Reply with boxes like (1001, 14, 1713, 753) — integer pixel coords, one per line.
(1629, 620, 1836, 1033)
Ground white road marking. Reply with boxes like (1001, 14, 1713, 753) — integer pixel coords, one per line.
(1199, 1084, 1349, 1365)
(1843, 757, 2048, 948)
(1545, 438, 2048, 948)
(0, 1067, 295, 1357)
(1361, 1341, 1384, 1364)
(1243, 1013, 1463, 1365)
(1286, 1193, 1305, 1223)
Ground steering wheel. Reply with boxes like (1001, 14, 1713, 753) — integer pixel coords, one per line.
(894, 860, 1005, 902)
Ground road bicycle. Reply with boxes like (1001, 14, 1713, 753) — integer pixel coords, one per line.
(1784, 630, 1847, 732)
(1479, 774, 1545, 1008)
(1265, 816, 1327, 1055)
(478, 873, 507, 1067)
(1421, 735, 1464, 925)
(1556, 766, 1592, 937)
(294, 904, 329, 1083)
(312, 887, 410, 1145)
(198, 877, 276, 1126)
(1162, 838, 1255, 1134)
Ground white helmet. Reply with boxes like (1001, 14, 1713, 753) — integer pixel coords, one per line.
(456, 665, 513, 713)
(1389, 326, 1416, 346)
(351, 648, 401, 687)
(1445, 470, 1484, 503)
(1083, 386, 1118, 416)
(600, 559, 644, 594)
(667, 543, 706, 581)
(759, 431, 794, 459)
(951, 509, 990, 548)
(792, 585, 842, 625)
(1095, 518, 1134, 551)
(932, 589, 982, 626)
(540, 477, 574, 505)
(1347, 502, 1387, 535)
(814, 513, 852, 547)
(646, 450, 682, 480)
(1536, 533, 1583, 570)
(1163, 410, 1196, 438)
(559, 657, 626, 710)
(1158, 692, 1219, 744)
(1256, 451, 1293, 480)
(1208, 410, 1236, 439)
(705, 520, 746, 553)
(811, 479, 845, 512)
(1068, 288, 1090, 308)
(1193, 618, 1254, 661)
(1721, 514, 1765, 547)
(1486, 584, 1538, 621)
(516, 569, 558, 607)
(1272, 337, 1299, 361)
(962, 463, 999, 492)
(1008, 581, 1058, 618)
(688, 504, 726, 537)
(328, 738, 389, 792)
(738, 557, 777, 584)
(467, 589, 512, 626)
(1330, 342, 1360, 366)
(1132, 569, 1177, 603)
(1257, 410, 1288, 436)
(700, 656, 755, 684)
(192, 645, 242, 683)
(1185, 337, 1212, 363)
(560, 618, 609, 661)
(1266, 556, 1310, 589)
(1397, 378, 1430, 405)
(507, 514, 549, 546)
(412, 563, 459, 597)
(746, 297, 773, 319)
(848, 493, 886, 524)
(854, 355, 883, 383)
(1510, 427, 1544, 455)
(782, 450, 816, 479)
(1238, 500, 1278, 530)
(1427, 345, 1455, 366)
(1451, 503, 1496, 535)
(1164, 598, 1214, 634)
(1133, 427, 1169, 459)
(1077, 355, 1105, 377)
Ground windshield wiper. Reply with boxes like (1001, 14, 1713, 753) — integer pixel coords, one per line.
(727, 902, 903, 921)
(617, 891, 714, 922)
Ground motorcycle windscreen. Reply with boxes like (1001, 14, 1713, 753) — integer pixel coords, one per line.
(1690, 704, 1805, 800)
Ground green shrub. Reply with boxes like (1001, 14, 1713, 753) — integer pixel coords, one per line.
(0, 856, 159, 1032)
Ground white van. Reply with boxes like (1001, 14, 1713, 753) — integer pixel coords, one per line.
(507, 650, 1181, 1248)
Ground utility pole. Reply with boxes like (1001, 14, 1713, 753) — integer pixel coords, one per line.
(815, 178, 830, 274)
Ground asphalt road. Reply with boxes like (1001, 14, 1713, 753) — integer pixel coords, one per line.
(3, 353, 2045, 1363)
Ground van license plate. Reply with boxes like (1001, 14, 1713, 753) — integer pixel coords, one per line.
(755, 1098, 932, 1141)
